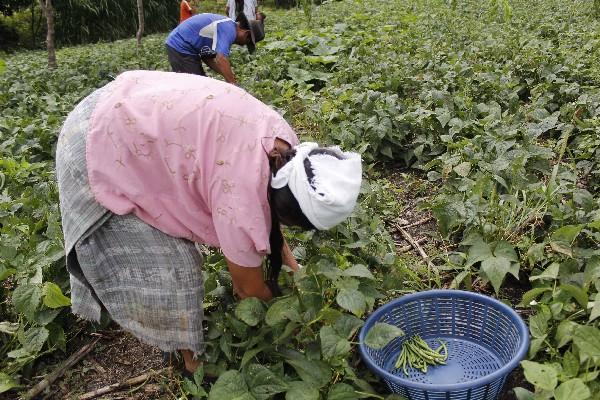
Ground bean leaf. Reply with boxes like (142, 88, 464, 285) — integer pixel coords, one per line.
(245, 364, 288, 400)
(521, 360, 557, 391)
(465, 239, 492, 267)
(520, 287, 551, 306)
(286, 356, 332, 389)
(342, 264, 374, 279)
(286, 381, 319, 400)
(0, 322, 19, 335)
(528, 313, 548, 339)
(561, 350, 579, 379)
(559, 284, 588, 309)
(0, 372, 18, 394)
(513, 387, 534, 400)
(336, 288, 366, 316)
(208, 370, 255, 400)
(555, 320, 579, 348)
(590, 292, 600, 322)
(334, 314, 364, 339)
(12, 284, 42, 320)
(0, 266, 16, 281)
(235, 298, 265, 327)
(481, 256, 511, 293)
(530, 262, 559, 281)
(265, 297, 300, 326)
(550, 224, 583, 256)
(23, 326, 49, 354)
(573, 325, 600, 363)
(327, 383, 358, 399)
(554, 379, 591, 400)
(42, 282, 71, 309)
(320, 326, 351, 360)
(363, 322, 404, 349)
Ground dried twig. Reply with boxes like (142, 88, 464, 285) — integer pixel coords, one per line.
(89, 332, 110, 338)
(87, 357, 107, 374)
(23, 338, 100, 400)
(398, 237, 427, 253)
(78, 367, 172, 400)
(397, 225, 433, 268)
(398, 216, 433, 229)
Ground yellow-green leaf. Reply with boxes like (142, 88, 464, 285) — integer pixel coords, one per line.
(363, 322, 404, 349)
(43, 282, 71, 308)
(0, 372, 18, 393)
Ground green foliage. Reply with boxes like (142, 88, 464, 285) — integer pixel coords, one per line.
(182, 367, 209, 398)
(300, 0, 315, 24)
(0, 0, 30, 16)
(53, 0, 177, 46)
(363, 323, 404, 350)
(489, 0, 512, 22)
(196, 196, 398, 396)
(1, 0, 178, 50)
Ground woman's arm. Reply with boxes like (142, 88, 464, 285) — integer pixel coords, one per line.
(282, 237, 299, 271)
(226, 257, 272, 301)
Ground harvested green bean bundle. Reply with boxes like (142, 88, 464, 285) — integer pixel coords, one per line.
(394, 334, 448, 375)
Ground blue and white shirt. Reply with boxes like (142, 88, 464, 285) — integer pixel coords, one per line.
(166, 13, 237, 57)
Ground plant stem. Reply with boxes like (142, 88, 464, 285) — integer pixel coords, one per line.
(354, 391, 384, 399)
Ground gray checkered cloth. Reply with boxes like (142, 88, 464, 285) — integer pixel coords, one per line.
(56, 86, 206, 355)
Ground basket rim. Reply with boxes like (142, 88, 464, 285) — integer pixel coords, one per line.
(358, 289, 530, 392)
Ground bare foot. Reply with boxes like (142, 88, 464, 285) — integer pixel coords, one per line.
(181, 349, 201, 373)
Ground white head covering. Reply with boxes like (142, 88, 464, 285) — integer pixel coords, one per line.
(270, 142, 362, 230)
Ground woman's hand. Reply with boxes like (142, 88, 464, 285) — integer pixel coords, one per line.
(226, 257, 272, 301)
(282, 238, 299, 272)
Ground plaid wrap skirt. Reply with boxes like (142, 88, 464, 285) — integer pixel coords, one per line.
(56, 85, 205, 355)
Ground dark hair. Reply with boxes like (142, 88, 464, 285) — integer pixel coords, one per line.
(236, 12, 249, 29)
(265, 147, 341, 295)
(234, 0, 244, 21)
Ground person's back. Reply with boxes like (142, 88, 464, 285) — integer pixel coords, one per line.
(167, 13, 237, 57)
(86, 70, 298, 266)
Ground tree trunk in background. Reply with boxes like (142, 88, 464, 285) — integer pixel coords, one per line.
(136, 0, 144, 47)
(31, 1, 35, 48)
(39, 0, 56, 68)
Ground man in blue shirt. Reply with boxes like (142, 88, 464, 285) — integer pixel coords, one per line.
(165, 13, 264, 85)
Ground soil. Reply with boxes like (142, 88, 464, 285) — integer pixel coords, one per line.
(499, 368, 531, 400)
(29, 324, 173, 400)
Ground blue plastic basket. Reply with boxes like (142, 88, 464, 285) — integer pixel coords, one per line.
(358, 290, 529, 400)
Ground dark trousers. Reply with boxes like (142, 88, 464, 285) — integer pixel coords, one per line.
(166, 45, 207, 76)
